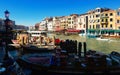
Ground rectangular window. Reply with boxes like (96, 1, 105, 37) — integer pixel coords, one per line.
(106, 19, 108, 22)
(90, 25, 91, 29)
(117, 20, 119, 23)
(68, 22, 71, 24)
(105, 14, 108, 16)
(119, 27, 120, 29)
(110, 18, 113, 22)
(68, 18, 71, 20)
(84, 24, 85, 28)
(106, 25, 108, 28)
(96, 14, 100, 17)
(110, 24, 112, 28)
(117, 12, 120, 16)
(96, 24, 100, 29)
(110, 13, 113, 16)
(101, 14, 104, 17)
(98, 19, 100, 22)
(90, 15, 91, 18)
(98, 9, 100, 12)
(72, 21, 73, 24)
(117, 12, 119, 15)
(93, 25, 94, 29)
(101, 19, 104, 22)
(102, 25, 103, 28)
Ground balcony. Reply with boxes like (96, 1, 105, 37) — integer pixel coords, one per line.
(100, 21, 108, 25)
(100, 16, 109, 19)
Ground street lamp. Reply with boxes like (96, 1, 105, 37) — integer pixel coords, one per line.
(3, 10, 14, 66)
(5, 10, 9, 19)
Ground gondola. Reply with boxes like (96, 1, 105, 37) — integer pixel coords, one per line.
(17, 51, 120, 75)
(109, 51, 120, 65)
(22, 45, 55, 54)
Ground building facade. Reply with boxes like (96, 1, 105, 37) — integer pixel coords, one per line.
(77, 14, 88, 34)
(33, 7, 120, 36)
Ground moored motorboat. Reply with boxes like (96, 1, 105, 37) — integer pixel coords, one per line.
(96, 37, 110, 41)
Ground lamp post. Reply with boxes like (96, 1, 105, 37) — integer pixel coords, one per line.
(3, 10, 13, 61)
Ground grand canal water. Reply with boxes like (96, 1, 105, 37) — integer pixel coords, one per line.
(54, 34, 120, 54)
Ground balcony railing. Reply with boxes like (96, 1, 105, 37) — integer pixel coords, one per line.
(100, 21, 108, 24)
(100, 16, 109, 19)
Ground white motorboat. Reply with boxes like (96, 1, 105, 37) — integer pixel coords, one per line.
(79, 33, 86, 36)
(96, 38, 110, 41)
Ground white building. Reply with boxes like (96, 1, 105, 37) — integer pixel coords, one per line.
(67, 14, 78, 29)
(47, 19, 53, 32)
(77, 14, 88, 35)
(39, 20, 47, 31)
(53, 17, 61, 31)
(29, 26, 35, 31)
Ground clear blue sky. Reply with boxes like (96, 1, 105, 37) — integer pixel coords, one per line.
(0, 0, 120, 26)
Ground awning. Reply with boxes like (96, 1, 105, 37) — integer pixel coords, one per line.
(115, 30, 120, 33)
(100, 29, 114, 32)
(108, 30, 114, 32)
(88, 29, 120, 33)
(88, 29, 96, 32)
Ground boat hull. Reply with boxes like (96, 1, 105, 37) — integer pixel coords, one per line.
(17, 53, 120, 75)
(22, 46, 55, 54)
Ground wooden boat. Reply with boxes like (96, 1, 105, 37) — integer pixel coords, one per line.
(22, 45, 55, 54)
(17, 52, 120, 74)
